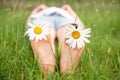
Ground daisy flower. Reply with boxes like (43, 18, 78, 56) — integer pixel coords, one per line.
(25, 22, 49, 42)
(65, 25, 91, 49)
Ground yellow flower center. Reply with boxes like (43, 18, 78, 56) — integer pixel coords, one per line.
(72, 31, 80, 39)
(34, 26, 42, 34)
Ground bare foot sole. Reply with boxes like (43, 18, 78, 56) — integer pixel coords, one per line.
(31, 34, 56, 77)
(58, 5, 85, 74)
(26, 4, 56, 77)
(57, 25, 84, 75)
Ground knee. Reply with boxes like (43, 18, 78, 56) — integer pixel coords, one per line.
(63, 4, 71, 8)
(62, 4, 72, 10)
(39, 4, 47, 8)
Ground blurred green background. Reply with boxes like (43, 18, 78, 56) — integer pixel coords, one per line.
(0, 0, 120, 80)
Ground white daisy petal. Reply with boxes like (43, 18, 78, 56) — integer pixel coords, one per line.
(27, 33, 31, 37)
(68, 39, 73, 48)
(72, 40, 76, 49)
(25, 31, 30, 35)
(77, 39, 81, 48)
(34, 20, 39, 25)
(27, 23, 33, 27)
(30, 34, 35, 40)
(70, 41, 73, 48)
(77, 25, 82, 31)
(37, 35, 42, 40)
(82, 34, 91, 37)
(35, 38, 38, 42)
(80, 39, 85, 47)
(82, 28, 91, 34)
(65, 34, 72, 38)
(66, 38, 72, 44)
(81, 37, 90, 43)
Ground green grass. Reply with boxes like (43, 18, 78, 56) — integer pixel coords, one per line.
(0, 0, 120, 80)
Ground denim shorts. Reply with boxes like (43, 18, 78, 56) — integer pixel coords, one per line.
(29, 7, 75, 30)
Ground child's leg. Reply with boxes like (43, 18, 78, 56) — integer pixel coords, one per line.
(27, 4, 56, 77)
(30, 4, 48, 15)
(27, 4, 48, 22)
(61, 4, 85, 28)
(57, 5, 84, 74)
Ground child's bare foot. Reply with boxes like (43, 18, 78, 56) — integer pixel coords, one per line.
(31, 29, 56, 77)
(57, 5, 85, 74)
(57, 25, 84, 74)
(27, 4, 56, 77)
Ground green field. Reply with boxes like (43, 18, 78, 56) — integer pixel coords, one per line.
(0, 0, 120, 80)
